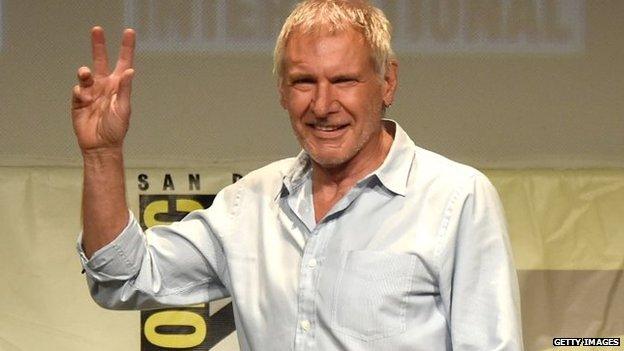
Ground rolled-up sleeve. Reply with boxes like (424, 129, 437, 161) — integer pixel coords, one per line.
(76, 186, 238, 310)
(77, 211, 146, 282)
(437, 173, 524, 350)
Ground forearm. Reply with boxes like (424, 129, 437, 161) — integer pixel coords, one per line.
(79, 200, 230, 310)
(81, 147, 129, 258)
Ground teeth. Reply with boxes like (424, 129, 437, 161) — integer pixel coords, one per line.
(315, 125, 340, 131)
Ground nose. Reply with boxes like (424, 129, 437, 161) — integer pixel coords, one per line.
(310, 82, 340, 117)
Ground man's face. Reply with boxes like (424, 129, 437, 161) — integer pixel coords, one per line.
(279, 28, 397, 168)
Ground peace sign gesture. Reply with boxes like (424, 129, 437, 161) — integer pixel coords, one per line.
(71, 27, 135, 153)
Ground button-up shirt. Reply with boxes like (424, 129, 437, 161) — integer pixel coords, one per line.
(78, 120, 523, 350)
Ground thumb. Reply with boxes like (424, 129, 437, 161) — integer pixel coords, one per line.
(117, 68, 134, 116)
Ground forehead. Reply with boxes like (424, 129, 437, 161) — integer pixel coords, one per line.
(283, 27, 373, 72)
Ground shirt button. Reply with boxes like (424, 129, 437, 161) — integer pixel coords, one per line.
(307, 258, 317, 268)
(300, 320, 311, 332)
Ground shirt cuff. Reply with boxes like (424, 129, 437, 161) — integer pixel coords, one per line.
(76, 211, 147, 282)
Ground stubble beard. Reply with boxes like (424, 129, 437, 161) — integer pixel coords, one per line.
(297, 125, 376, 170)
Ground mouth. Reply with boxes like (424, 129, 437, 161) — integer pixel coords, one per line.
(312, 124, 348, 132)
(306, 122, 349, 139)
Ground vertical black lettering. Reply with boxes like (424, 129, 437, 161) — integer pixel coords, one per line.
(138, 174, 149, 191)
(163, 174, 175, 191)
(189, 174, 201, 191)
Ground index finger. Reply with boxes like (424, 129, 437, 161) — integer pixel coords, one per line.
(114, 28, 136, 74)
(91, 26, 110, 76)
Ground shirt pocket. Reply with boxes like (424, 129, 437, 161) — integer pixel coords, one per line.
(330, 250, 420, 342)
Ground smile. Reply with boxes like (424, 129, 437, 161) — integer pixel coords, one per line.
(313, 125, 347, 131)
(306, 123, 349, 138)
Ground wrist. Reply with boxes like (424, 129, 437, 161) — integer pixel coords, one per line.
(82, 146, 125, 173)
(82, 146, 124, 161)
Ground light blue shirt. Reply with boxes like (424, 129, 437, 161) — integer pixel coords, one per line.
(78, 121, 523, 350)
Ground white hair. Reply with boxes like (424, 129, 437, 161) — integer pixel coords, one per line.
(274, 0, 396, 78)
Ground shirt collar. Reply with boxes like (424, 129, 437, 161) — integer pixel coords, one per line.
(370, 119, 415, 197)
(278, 119, 415, 199)
(278, 150, 312, 199)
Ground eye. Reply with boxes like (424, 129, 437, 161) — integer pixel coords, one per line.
(293, 78, 314, 85)
(333, 76, 358, 86)
(289, 76, 315, 86)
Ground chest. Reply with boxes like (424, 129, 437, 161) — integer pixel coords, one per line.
(226, 187, 444, 294)
(223, 191, 445, 344)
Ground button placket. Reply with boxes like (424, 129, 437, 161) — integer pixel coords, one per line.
(300, 319, 311, 332)
(294, 229, 321, 349)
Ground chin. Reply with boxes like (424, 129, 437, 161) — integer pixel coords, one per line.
(298, 137, 360, 169)
(308, 150, 354, 169)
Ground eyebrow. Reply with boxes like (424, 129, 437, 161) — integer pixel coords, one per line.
(331, 73, 358, 81)
(287, 71, 361, 80)
(286, 73, 315, 82)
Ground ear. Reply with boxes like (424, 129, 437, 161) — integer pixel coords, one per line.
(382, 60, 398, 108)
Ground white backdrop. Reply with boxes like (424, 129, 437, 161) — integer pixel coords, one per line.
(0, 0, 622, 169)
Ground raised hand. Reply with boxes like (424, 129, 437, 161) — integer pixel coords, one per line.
(71, 27, 135, 153)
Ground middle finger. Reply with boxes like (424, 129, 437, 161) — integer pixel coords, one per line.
(114, 28, 136, 74)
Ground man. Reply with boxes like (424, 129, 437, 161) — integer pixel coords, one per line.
(72, 1, 523, 350)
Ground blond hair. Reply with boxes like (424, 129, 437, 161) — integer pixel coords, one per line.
(273, 0, 395, 78)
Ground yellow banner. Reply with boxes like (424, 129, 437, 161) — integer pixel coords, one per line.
(0, 167, 622, 350)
